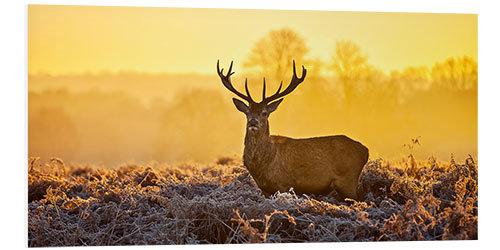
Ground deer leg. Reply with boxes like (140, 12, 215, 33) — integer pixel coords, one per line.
(332, 179, 358, 201)
(261, 190, 272, 198)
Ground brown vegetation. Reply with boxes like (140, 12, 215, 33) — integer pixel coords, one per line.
(28, 155, 477, 246)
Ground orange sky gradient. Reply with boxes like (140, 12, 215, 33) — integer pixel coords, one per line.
(28, 5, 477, 75)
(27, 5, 477, 164)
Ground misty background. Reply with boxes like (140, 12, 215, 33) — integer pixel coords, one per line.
(28, 28, 477, 166)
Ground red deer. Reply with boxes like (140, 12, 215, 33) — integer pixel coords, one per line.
(216, 60, 369, 200)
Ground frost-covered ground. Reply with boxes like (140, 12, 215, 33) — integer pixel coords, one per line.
(28, 156, 477, 246)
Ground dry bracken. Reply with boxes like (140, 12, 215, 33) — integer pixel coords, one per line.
(28, 155, 477, 246)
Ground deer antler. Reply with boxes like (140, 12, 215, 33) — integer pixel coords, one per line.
(262, 60, 307, 104)
(217, 60, 255, 103)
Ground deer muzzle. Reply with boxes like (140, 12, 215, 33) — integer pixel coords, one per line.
(247, 119, 259, 131)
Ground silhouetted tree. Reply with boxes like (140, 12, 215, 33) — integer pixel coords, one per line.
(391, 66, 430, 91)
(330, 40, 374, 106)
(244, 28, 309, 80)
(329, 41, 406, 121)
(388, 66, 430, 104)
(430, 56, 477, 90)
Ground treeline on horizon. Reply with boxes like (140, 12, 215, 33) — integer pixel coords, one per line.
(28, 28, 477, 166)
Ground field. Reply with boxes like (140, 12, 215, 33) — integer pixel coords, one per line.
(27, 155, 477, 246)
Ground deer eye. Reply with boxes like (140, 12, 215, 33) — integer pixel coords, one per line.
(261, 111, 268, 116)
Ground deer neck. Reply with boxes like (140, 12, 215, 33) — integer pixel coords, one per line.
(243, 122, 275, 172)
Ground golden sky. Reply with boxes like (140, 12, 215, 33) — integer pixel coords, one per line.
(28, 5, 477, 75)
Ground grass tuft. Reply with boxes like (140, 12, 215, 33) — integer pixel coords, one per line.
(28, 155, 477, 246)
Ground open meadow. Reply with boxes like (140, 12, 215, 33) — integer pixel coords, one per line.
(28, 155, 477, 246)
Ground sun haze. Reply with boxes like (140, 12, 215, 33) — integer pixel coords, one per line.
(28, 5, 476, 75)
(28, 5, 477, 165)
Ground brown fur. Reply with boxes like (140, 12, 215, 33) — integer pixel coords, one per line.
(243, 121, 368, 199)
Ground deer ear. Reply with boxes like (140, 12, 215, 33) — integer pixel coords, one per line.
(267, 98, 283, 113)
(232, 98, 249, 114)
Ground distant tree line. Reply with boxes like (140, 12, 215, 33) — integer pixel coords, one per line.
(28, 28, 477, 164)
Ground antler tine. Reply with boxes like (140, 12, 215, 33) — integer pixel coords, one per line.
(228, 60, 233, 75)
(291, 60, 306, 82)
(262, 60, 307, 104)
(244, 78, 255, 103)
(216, 60, 254, 103)
(269, 81, 283, 98)
(262, 77, 266, 101)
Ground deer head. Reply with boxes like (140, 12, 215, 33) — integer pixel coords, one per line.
(216, 60, 307, 135)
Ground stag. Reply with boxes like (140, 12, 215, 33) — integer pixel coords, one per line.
(217, 60, 369, 200)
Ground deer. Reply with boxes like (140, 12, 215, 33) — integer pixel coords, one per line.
(216, 60, 369, 200)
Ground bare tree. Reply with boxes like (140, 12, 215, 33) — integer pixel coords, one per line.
(330, 40, 403, 119)
(389, 66, 431, 105)
(330, 40, 372, 104)
(430, 56, 477, 90)
(244, 28, 309, 80)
